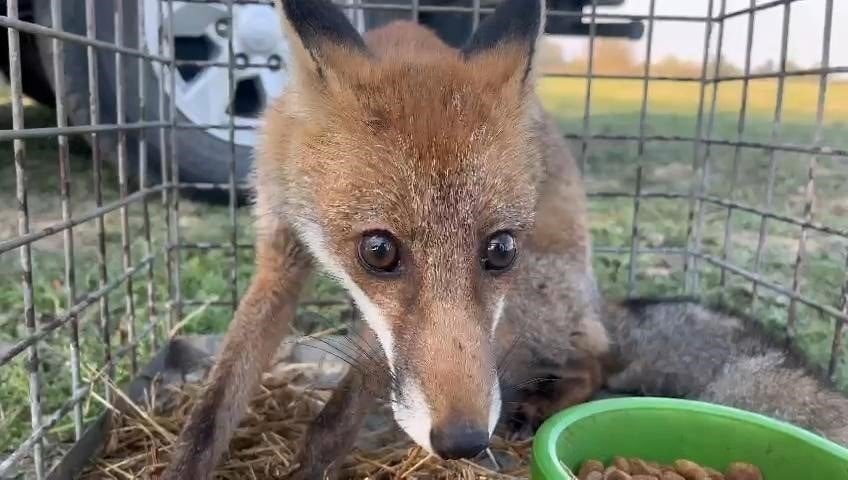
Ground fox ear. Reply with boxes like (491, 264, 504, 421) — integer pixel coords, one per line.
(461, 0, 545, 87)
(275, 0, 368, 84)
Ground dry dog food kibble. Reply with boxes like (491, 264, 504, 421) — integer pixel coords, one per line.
(576, 458, 763, 480)
(579, 459, 605, 478)
(705, 467, 728, 480)
(631, 458, 662, 476)
(725, 463, 764, 480)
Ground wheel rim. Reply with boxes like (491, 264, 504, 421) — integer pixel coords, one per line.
(143, 1, 292, 147)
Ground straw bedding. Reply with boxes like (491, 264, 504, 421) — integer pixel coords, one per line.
(80, 349, 533, 479)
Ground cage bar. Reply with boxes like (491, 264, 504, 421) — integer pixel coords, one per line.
(750, 0, 793, 312)
(83, 0, 114, 407)
(5, 1, 44, 477)
(226, 0, 239, 312)
(788, 0, 833, 339)
(47, 0, 84, 441)
(167, 0, 183, 329)
(683, 0, 717, 294)
(114, 0, 139, 375)
(625, 0, 656, 296)
(832, 252, 848, 376)
(137, 0, 161, 354)
(157, 0, 174, 335)
(577, 1, 597, 174)
(716, 0, 756, 288)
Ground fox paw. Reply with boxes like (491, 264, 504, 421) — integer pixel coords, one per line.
(504, 402, 547, 440)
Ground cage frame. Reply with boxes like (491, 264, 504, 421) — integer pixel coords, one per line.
(0, 0, 846, 478)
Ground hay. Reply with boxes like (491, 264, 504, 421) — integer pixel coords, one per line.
(80, 360, 532, 479)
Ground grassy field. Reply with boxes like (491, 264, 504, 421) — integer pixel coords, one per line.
(539, 77, 848, 121)
(1, 77, 846, 459)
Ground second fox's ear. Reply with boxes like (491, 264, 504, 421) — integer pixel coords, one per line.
(461, 0, 546, 88)
(275, 0, 368, 85)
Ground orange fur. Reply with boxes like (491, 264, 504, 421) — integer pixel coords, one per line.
(164, 2, 605, 477)
(253, 20, 546, 432)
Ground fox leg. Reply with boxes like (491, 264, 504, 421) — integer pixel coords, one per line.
(505, 353, 604, 438)
(494, 250, 608, 437)
(290, 368, 382, 480)
(162, 223, 312, 480)
(291, 326, 386, 479)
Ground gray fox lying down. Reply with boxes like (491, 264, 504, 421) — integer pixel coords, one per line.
(601, 298, 848, 447)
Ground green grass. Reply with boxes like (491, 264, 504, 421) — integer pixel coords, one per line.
(538, 77, 848, 122)
(0, 78, 847, 459)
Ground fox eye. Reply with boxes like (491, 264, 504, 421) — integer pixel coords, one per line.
(358, 231, 401, 275)
(482, 231, 517, 273)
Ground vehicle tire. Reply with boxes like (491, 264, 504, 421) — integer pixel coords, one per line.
(0, 0, 56, 106)
(30, 0, 274, 200)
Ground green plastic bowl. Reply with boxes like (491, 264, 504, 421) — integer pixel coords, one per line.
(531, 397, 848, 479)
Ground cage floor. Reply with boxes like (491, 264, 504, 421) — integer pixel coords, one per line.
(77, 335, 531, 480)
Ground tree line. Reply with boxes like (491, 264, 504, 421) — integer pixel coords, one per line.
(538, 38, 816, 80)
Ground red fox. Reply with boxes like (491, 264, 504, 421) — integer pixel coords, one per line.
(163, 0, 608, 478)
(161, 1, 848, 478)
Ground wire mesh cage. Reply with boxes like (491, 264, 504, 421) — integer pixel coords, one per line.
(0, 0, 846, 478)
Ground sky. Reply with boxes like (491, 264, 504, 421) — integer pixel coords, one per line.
(551, 0, 847, 73)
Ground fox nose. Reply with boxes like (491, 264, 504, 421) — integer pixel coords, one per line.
(430, 423, 489, 460)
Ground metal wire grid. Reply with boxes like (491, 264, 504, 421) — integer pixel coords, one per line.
(0, 0, 844, 478)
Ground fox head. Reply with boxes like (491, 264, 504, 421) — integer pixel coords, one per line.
(258, 0, 546, 459)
